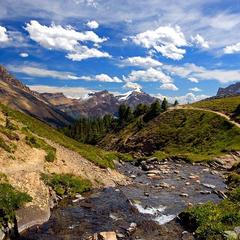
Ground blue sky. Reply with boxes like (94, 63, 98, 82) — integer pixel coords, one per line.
(0, 0, 240, 103)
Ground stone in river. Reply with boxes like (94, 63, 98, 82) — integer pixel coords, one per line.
(202, 183, 216, 189)
(180, 193, 189, 197)
(147, 170, 160, 174)
(144, 192, 150, 197)
(200, 190, 211, 195)
(130, 174, 137, 179)
(98, 231, 117, 240)
(189, 175, 200, 180)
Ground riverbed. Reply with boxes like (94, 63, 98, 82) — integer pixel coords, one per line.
(22, 159, 226, 240)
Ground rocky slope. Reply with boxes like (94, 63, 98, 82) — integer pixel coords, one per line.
(0, 65, 73, 127)
(41, 89, 158, 119)
(0, 104, 128, 238)
(217, 82, 240, 96)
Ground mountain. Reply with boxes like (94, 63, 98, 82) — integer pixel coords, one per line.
(42, 89, 158, 119)
(217, 82, 240, 96)
(0, 65, 73, 128)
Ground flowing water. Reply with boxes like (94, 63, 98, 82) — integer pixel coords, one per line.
(22, 160, 226, 240)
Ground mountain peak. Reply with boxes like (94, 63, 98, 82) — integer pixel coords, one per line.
(217, 82, 240, 97)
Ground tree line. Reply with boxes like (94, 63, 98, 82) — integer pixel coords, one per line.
(63, 98, 178, 145)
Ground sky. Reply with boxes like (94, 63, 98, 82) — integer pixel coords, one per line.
(0, 0, 240, 103)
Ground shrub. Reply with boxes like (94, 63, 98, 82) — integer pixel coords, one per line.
(41, 173, 92, 197)
(0, 183, 32, 228)
(179, 188, 240, 240)
(25, 135, 56, 162)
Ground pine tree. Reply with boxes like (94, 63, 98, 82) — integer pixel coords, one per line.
(173, 100, 179, 106)
(161, 98, 168, 112)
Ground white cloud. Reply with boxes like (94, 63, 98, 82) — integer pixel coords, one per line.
(25, 20, 106, 51)
(160, 83, 178, 91)
(66, 46, 111, 61)
(224, 42, 240, 54)
(123, 82, 142, 91)
(19, 52, 29, 58)
(132, 25, 188, 60)
(8, 65, 121, 82)
(28, 85, 94, 99)
(121, 56, 162, 68)
(163, 63, 240, 83)
(25, 20, 109, 61)
(95, 74, 122, 82)
(189, 87, 201, 92)
(86, 20, 99, 29)
(188, 77, 199, 83)
(124, 67, 172, 83)
(191, 34, 209, 49)
(155, 92, 209, 104)
(0, 26, 9, 43)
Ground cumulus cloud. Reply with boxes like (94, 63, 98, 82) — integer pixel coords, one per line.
(163, 63, 240, 83)
(86, 20, 99, 29)
(19, 52, 29, 58)
(224, 42, 240, 54)
(25, 20, 109, 61)
(191, 34, 209, 49)
(0, 26, 9, 43)
(160, 83, 178, 91)
(121, 56, 162, 68)
(124, 67, 172, 83)
(95, 74, 122, 82)
(155, 92, 209, 104)
(132, 25, 188, 60)
(28, 84, 94, 99)
(189, 87, 201, 92)
(123, 82, 142, 91)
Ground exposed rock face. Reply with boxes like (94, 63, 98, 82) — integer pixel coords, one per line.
(217, 82, 240, 96)
(0, 65, 73, 128)
(42, 90, 158, 119)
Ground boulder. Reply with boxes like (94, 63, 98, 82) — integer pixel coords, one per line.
(224, 230, 238, 240)
(180, 193, 189, 197)
(202, 183, 216, 189)
(98, 231, 117, 240)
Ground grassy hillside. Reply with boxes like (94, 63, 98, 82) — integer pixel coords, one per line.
(191, 96, 240, 122)
(0, 104, 130, 169)
(100, 109, 240, 162)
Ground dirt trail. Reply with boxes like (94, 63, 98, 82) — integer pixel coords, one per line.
(170, 105, 240, 128)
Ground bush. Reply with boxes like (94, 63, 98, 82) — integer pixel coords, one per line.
(179, 188, 240, 240)
(0, 183, 32, 228)
(25, 135, 56, 162)
(41, 173, 92, 197)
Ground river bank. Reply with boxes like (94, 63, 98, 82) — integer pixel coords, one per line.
(21, 158, 227, 240)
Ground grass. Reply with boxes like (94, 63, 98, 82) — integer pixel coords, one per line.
(0, 104, 124, 168)
(0, 125, 20, 141)
(0, 182, 32, 228)
(0, 135, 16, 153)
(179, 188, 240, 240)
(101, 109, 240, 162)
(191, 95, 240, 120)
(25, 134, 56, 162)
(41, 173, 92, 197)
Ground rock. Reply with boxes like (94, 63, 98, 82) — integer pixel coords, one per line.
(146, 157, 158, 162)
(185, 182, 190, 186)
(200, 190, 211, 195)
(147, 170, 160, 175)
(160, 182, 170, 188)
(180, 193, 189, 197)
(189, 175, 199, 180)
(147, 173, 156, 178)
(127, 222, 137, 233)
(234, 226, 240, 235)
(202, 168, 210, 172)
(130, 175, 137, 179)
(174, 170, 180, 174)
(214, 190, 228, 199)
(98, 231, 117, 240)
(224, 230, 238, 240)
(202, 183, 216, 189)
(116, 233, 125, 238)
(144, 192, 149, 197)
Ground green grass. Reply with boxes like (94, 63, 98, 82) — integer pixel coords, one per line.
(41, 173, 92, 197)
(191, 96, 240, 118)
(179, 188, 240, 240)
(0, 104, 123, 168)
(101, 109, 240, 162)
(0, 182, 32, 228)
(0, 135, 16, 153)
(0, 125, 20, 141)
(25, 134, 56, 162)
